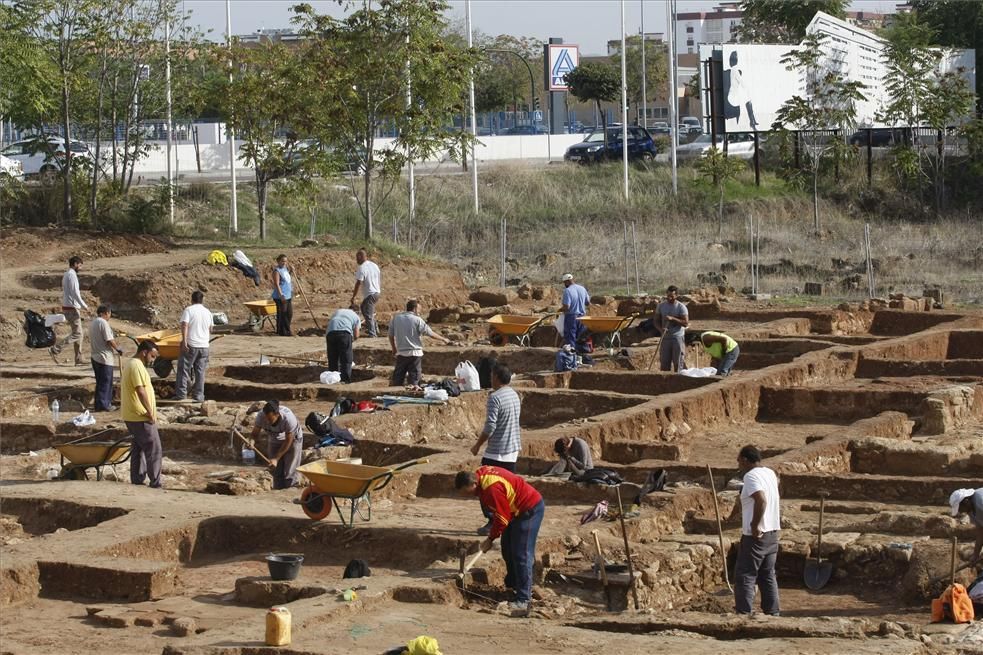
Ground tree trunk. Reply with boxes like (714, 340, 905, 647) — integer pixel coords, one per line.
(90, 55, 108, 222)
(61, 78, 73, 225)
(111, 71, 119, 182)
(718, 184, 724, 236)
(812, 169, 820, 235)
(257, 174, 267, 240)
(364, 164, 373, 240)
(598, 100, 607, 154)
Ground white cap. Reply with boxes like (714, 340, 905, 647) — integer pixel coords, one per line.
(561, 273, 573, 282)
(949, 488, 975, 516)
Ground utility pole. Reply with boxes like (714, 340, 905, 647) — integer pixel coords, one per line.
(465, 0, 479, 213)
(165, 14, 174, 225)
(404, 27, 414, 242)
(667, 0, 678, 194)
(225, 0, 238, 235)
(620, 0, 629, 200)
(640, 0, 647, 129)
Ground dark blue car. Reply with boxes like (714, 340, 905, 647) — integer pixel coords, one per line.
(564, 126, 657, 163)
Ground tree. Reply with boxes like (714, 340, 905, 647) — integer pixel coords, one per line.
(772, 33, 867, 234)
(735, 0, 847, 44)
(565, 62, 620, 150)
(217, 41, 321, 241)
(698, 146, 747, 235)
(293, 0, 479, 239)
(908, 0, 983, 113)
(608, 35, 668, 126)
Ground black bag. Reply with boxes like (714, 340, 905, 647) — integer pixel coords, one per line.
(438, 378, 461, 398)
(477, 356, 497, 389)
(570, 467, 624, 486)
(23, 310, 55, 349)
(331, 397, 356, 417)
(343, 559, 371, 578)
(306, 411, 354, 445)
(305, 411, 331, 437)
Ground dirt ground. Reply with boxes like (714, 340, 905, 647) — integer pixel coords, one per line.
(2, 228, 983, 655)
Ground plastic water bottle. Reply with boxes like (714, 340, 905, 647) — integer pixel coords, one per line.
(242, 448, 256, 464)
(51, 399, 60, 423)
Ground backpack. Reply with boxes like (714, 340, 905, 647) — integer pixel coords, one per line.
(331, 397, 356, 417)
(305, 411, 355, 446)
(477, 356, 497, 389)
(932, 583, 975, 624)
(23, 310, 55, 349)
(555, 349, 578, 372)
(343, 559, 371, 579)
(437, 378, 461, 397)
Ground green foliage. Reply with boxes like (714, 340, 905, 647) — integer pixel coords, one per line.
(697, 147, 748, 234)
(565, 61, 620, 147)
(471, 33, 544, 114)
(607, 35, 668, 111)
(735, 0, 847, 44)
(292, 0, 480, 238)
(908, 0, 983, 110)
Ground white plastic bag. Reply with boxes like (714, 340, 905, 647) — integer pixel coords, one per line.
(554, 314, 565, 335)
(45, 314, 66, 328)
(679, 366, 718, 378)
(232, 249, 253, 268)
(424, 388, 449, 402)
(72, 410, 96, 427)
(319, 370, 342, 385)
(455, 361, 480, 391)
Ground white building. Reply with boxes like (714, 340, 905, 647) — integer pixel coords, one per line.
(698, 11, 976, 132)
(676, 2, 742, 55)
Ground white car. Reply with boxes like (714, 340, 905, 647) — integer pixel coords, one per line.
(0, 154, 24, 181)
(676, 133, 759, 161)
(1, 136, 92, 178)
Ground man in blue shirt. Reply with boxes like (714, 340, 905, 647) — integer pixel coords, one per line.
(559, 273, 590, 351)
(325, 308, 361, 383)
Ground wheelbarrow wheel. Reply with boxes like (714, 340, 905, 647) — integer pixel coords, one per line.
(300, 487, 333, 521)
(59, 466, 87, 481)
(488, 328, 507, 347)
(152, 357, 173, 378)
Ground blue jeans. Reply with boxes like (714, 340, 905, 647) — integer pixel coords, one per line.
(563, 313, 585, 349)
(91, 359, 115, 410)
(501, 499, 545, 603)
(174, 346, 209, 401)
(716, 345, 740, 376)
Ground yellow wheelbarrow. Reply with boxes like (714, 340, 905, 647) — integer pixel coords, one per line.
(486, 314, 554, 347)
(244, 300, 277, 332)
(54, 429, 132, 481)
(296, 458, 428, 526)
(128, 329, 223, 378)
(578, 314, 638, 350)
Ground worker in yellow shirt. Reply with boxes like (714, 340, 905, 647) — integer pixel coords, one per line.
(121, 340, 163, 488)
(688, 330, 740, 376)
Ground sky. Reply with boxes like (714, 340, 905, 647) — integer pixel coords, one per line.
(183, 0, 900, 56)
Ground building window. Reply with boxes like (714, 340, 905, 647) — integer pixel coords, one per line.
(686, 26, 694, 33)
(687, 39, 694, 46)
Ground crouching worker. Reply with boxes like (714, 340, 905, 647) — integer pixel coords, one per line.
(252, 400, 303, 489)
(456, 466, 545, 617)
(688, 330, 740, 376)
(548, 436, 593, 476)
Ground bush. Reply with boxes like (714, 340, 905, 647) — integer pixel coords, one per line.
(179, 181, 220, 203)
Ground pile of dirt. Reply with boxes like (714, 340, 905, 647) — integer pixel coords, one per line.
(0, 227, 170, 265)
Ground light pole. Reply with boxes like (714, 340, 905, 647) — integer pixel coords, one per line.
(640, 0, 647, 129)
(226, 0, 238, 235)
(620, 0, 629, 201)
(465, 0, 478, 214)
(667, 0, 678, 194)
(164, 13, 174, 225)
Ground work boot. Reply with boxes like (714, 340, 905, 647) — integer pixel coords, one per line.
(507, 601, 529, 617)
(48, 347, 61, 364)
(476, 522, 491, 536)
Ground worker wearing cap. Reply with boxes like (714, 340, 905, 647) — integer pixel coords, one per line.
(559, 273, 590, 351)
(456, 466, 545, 618)
(687, 330, 740, 376)
(950, 488, 983, 566)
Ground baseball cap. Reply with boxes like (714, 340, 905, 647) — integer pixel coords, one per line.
(561, 273, 573, 282)
(949, 488, 975, 516)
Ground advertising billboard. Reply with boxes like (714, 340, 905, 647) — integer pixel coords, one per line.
(548, 44, 580, 91)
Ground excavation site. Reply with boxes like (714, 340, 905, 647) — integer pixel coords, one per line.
(1, 230, 982, 655)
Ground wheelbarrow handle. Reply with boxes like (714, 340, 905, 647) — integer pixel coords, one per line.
(369, 459, 430, 493)
(63, 426, 120, 445)
(392, 458, 430, 472)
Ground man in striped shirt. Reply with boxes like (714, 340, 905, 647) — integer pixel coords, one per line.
(471, 362, 522, 535)
(456, 466, 545, 617)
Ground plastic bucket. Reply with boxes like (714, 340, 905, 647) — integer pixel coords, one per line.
(266, 554, 305, 581)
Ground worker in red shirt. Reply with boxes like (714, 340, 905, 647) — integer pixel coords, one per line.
(455, 465, 545, 617)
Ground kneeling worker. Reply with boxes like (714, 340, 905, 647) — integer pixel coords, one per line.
(251, 400, 303, 489)
(549, 436, 593, 475)
(456, 466, 545, 617)
(688, 330, 740, 376)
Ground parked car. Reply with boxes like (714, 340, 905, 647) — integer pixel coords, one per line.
(650, 122, 671, 135)
(676, 133, 759, 161)
(1, 136, 91, 179)
(564, 126, 658, 164)
(0, 154, 24, 182)
(681, 116, 703, 134)
(503, 124, 546, 135)
(848, 128, 905, 147)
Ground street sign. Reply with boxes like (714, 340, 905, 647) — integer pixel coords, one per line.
(533, 110, 543, 122)
(548, 44, 579, 91)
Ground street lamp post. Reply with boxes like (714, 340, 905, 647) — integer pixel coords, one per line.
(226, 0, 238, 235)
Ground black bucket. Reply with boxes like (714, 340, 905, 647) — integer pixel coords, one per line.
(266, 554, 304, 581)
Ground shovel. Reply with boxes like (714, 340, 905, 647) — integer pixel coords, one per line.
(804, 496, 833, 590)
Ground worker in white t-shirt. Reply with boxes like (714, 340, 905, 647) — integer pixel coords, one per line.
(173, 290, 212, 402)
(734, 444, 781, 616)
(349, 248, 381, 337)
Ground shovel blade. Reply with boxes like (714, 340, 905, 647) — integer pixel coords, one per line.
(804, 561, 833, 590)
